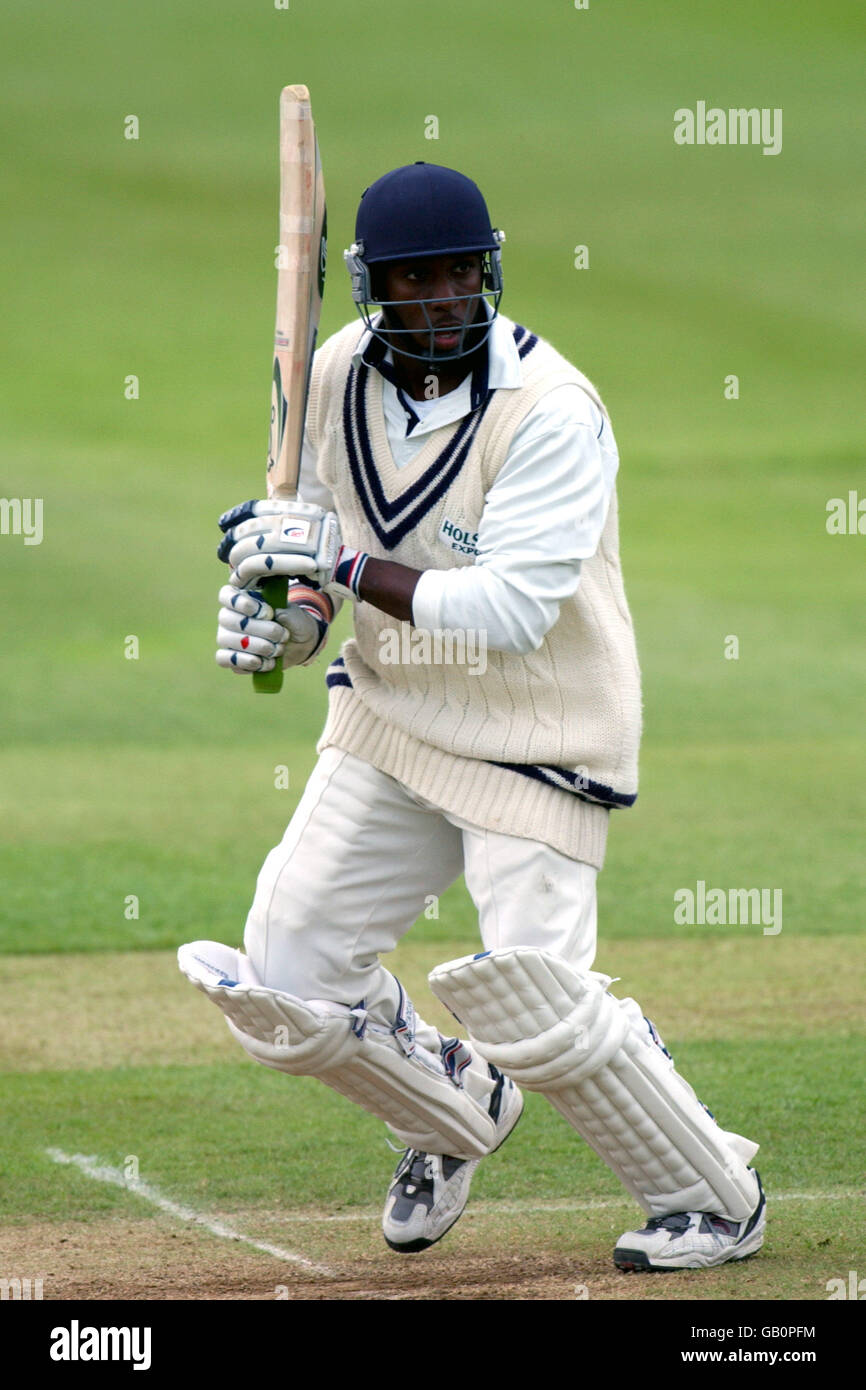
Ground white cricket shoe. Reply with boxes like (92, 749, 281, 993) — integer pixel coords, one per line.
(382, 1066, 523, 1253)
(613, 1171, 766, 1271)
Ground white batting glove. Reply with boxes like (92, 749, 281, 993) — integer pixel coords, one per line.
(217, 498, 371, 601)
(215, 584, 332, 674)
(218, 498, 342, 591)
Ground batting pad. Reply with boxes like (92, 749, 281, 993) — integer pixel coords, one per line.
(429, 947, 760, 1220)
(178, 941, 496, 1159)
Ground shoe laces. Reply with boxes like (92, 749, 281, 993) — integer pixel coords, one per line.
(645, 1211, 692, 1235)
(395, 1149, 433, 1191)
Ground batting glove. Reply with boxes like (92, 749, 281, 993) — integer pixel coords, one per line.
(215, 583, 334, 674)
(218, 498, 342, 591)
(218, 498, 370, 601)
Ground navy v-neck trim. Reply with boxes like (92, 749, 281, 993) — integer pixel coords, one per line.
(343, 325, 536, 551)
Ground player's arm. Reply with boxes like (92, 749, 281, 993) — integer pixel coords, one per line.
(408, 387, 616, 653)
(340, 555, 420, 623)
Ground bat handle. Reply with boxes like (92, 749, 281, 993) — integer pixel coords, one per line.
(252, 576, 287, 693)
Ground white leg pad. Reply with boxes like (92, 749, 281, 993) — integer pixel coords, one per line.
(429, 947, 760, 1219)
(178, 941, 496, 1160)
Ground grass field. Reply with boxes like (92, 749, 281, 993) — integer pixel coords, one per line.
(1, 0, 864, 1305)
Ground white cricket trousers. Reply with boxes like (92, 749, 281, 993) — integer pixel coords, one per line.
(244, 747, 599, 1029)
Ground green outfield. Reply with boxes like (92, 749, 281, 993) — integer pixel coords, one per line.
(1, 0, 864, 1301)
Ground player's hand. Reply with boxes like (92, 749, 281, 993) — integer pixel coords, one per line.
(215, 584, 330, 674)
(218, 498, 342, 590)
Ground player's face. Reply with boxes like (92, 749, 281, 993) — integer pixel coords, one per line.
(381, 254, 484, 356)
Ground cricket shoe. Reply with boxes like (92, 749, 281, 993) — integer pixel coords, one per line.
(613, 1170, 766, 1272)
(382, 1067, 523, 1253)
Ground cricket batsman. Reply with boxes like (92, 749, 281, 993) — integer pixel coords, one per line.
(179, 163, 765, 1271)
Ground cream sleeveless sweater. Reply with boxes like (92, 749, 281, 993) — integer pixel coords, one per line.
(306, 317, 642, 868)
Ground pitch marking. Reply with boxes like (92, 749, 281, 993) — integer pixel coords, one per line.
(45, 1148, 335, 1278)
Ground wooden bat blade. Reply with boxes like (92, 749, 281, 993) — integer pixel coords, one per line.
(255, 85, 327, 693)
(267, 84, 327, 501)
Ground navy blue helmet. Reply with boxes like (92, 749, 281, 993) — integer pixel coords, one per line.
(344, 163, 505, 362)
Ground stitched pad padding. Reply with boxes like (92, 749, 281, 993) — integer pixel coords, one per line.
(430, 949, 628, 1086)
(178, 940, 495, 1159)
(430, 947, 760, 1218)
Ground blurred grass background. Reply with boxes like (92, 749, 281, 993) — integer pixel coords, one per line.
(0, 1, 863, 1294)
(1, 0, 863, 951)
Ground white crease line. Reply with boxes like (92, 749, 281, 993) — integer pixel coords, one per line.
(45, 1149, 335, 1278)
(277, 1190, 864, 1224)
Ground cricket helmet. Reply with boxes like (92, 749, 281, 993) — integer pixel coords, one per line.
(344, 162, 505, 362)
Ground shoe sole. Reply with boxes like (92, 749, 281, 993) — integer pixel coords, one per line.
(613, 1240, 763, 1273)
(614, 1245, 761, 1273)
(385, 1089, 525, 1255)
(384, 1232, 446, 1253)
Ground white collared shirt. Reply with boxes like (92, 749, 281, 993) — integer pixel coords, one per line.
(299, 313, 618, 654)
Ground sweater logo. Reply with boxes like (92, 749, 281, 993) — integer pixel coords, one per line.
(439, 516, 479, 556)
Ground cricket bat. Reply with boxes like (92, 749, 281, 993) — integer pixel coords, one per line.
(254, 84, 327, 693)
